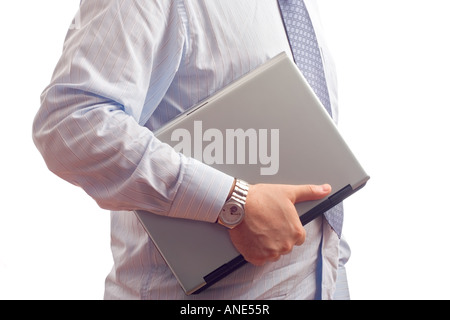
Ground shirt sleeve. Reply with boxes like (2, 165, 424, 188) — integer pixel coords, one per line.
(32, 0, 233, 223)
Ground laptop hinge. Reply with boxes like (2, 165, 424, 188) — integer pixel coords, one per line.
(195, 255, 247, 294)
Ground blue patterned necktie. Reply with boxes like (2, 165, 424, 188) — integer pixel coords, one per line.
(278, 0, 344, 237)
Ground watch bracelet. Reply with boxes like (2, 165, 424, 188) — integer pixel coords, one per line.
(230, 179, 249, 207)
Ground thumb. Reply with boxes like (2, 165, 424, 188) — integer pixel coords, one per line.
(291, 184, 332, 204)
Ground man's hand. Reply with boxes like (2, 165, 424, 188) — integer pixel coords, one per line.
(229, 184, 332, 266)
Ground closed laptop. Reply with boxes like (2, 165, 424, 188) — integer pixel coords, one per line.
(135, 52, 370, 295)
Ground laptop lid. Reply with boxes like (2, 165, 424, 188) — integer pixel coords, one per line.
(135, 52, 370, 295)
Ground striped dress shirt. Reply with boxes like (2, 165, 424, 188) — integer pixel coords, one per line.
(33, 0, 349, 300)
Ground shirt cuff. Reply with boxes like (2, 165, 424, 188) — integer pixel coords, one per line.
(168, 156, 234, 223)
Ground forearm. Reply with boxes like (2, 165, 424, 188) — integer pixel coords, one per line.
(33, 90, 233, 222)
(32, 1, 235, 222)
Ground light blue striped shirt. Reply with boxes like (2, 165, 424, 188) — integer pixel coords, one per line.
(33, 0, 349, 300)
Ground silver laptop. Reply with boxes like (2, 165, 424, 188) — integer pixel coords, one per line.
(135, 52, 370, 295)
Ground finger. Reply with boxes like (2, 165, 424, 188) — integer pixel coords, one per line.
(246, 257, 267, 267)
(294, 226, 306, 246)
(294, 232, 306, 246)
(291, 184, 332, 204)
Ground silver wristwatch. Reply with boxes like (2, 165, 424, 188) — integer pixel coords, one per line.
(218, 179, 249, 229)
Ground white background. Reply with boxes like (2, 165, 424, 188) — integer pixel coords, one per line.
(1, 0, 449, 300)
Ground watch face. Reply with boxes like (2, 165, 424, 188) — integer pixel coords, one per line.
(221, 201, 244, 226)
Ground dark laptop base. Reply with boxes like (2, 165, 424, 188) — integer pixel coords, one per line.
(198, 255, 247, 294)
